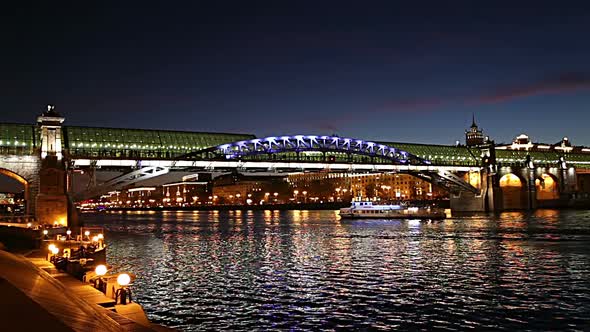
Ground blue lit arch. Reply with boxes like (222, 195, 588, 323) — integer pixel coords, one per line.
(179, 135, 432, 165)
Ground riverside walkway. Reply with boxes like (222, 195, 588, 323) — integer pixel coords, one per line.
(0, 250, 172, 331)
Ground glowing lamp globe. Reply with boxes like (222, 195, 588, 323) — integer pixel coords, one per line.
(84, 231, 90, 236)
(92, 236, 99, 242)
(43, 230, 48, 235)
(50, 247, 59, 255)
(66, 230, 71, 235)
(97, 234, 104, 240)
(95, 264, 107, 276)
(27, 222, 32, 228)
(48, 244, 56, 251)
(117, 273, 131, 286)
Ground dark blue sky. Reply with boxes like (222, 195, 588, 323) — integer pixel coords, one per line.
(2, 1, 590, 145)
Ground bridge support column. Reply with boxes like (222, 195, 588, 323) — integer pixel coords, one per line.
(35, 106, 79, 228)
(450, 170, 498, 212)
(526, 168, 538, 210)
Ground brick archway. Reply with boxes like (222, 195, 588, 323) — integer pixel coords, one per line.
(0, 156, 40, 215)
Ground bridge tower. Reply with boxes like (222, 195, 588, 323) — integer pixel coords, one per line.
(451, 117, 502, 212)
(35, 106, 78, 227)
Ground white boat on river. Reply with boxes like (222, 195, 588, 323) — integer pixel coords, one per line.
(339, 201, 446, 219)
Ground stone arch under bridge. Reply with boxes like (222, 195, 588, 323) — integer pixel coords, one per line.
(499, 173, 526, 210)
(0, 155, 40, 215)
(535, 173, 559, 200)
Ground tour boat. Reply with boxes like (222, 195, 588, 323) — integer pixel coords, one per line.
(339, 201, 446, 219)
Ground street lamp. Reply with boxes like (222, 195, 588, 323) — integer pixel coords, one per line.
(115, 273, 132, 305)
(94, 264, 108, 293)
(302, 191, 308, 203)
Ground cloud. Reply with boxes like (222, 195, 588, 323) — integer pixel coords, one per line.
(477, 72, 590, 104)
(266, 71, 590, 135)
(374, 71, 590, 115)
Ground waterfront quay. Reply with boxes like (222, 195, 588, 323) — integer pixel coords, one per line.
(0, 225, 174, 331)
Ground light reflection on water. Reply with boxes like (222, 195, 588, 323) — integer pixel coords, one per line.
(83, 209, 590, 331)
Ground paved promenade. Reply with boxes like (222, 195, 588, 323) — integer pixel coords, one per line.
(0, 250, 172, 331)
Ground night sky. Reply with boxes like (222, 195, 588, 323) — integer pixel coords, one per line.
(3, 1, 590, 145)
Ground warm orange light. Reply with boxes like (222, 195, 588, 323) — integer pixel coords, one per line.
(95, 264, 107, 276)
(50, 247, 59, 255)
(117, 273, 131, 286)
(499, 174, 522, 187)
(97, 234, 104, 240)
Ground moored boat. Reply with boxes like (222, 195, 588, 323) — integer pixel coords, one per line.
(339, 201, 446, 219)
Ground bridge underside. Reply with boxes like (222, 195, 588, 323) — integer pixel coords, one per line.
(71, 158, 481, 200)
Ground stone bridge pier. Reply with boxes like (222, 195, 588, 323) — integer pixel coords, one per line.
(0, 106, 77, 227)
(450, 164, 578, 212)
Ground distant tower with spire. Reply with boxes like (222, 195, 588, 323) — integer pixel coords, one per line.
(465, 114, 485, 146)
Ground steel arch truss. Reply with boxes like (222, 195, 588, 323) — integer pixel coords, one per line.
(179, 135, 432, 165)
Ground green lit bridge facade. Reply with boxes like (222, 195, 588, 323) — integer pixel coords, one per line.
(4, 122, 590, 169)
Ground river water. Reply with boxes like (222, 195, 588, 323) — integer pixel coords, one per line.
(82, 209, 590, 331)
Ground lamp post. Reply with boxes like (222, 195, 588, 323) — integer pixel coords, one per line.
(293, 190, 299, 203)
(94, 264, 108, 293)
(49, 245, 59, 263)
(302, 191, 308, 203)
(115, 273, 132, 305)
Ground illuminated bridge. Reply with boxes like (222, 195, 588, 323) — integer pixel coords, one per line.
(2, 109, 590, 224)
(4, 123, 590, 169)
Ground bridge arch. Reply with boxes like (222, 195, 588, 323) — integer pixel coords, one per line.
(0, 157, 40, 216)
(0, 168, 28, 186)
(0, 168, 29, 215)
(179, 135, 432, 165)
(499, 173, 526, 210)
(535, 173, 559, 200)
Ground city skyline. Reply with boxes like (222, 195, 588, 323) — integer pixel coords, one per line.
(2, 2, 590, 145)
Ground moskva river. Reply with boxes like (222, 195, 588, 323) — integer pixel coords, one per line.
(83, 209, 590, 331)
